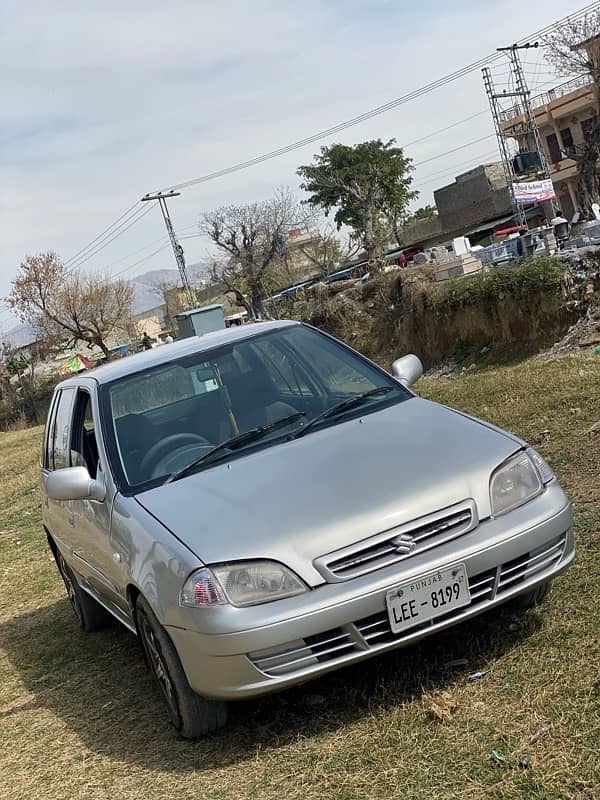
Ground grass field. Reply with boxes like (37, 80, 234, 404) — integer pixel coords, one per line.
(1, 352, 599, 800)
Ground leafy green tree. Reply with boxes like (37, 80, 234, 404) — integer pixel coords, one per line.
(405, 204, 437, 223)
(297, 139, 416, 263)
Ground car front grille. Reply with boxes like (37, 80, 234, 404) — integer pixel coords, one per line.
(496, 534, 566, 596)
(314, 502, 476, 582)
(248, 533, 567, 678)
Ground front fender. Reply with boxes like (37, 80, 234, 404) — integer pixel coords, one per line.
(110, 493, 202, 626)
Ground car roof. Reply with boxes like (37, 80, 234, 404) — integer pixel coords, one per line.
(55, 320, 300, 388)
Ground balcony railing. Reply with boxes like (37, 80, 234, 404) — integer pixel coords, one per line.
(499, 74, 593, 123)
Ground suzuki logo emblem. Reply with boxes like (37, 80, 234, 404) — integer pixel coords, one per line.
(390, 533, 417, 555)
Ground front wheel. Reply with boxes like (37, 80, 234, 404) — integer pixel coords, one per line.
(135, 596, 228, 738)
(516, 580, 552, 609)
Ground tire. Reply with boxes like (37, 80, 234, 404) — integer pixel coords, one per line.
(135, 595, 228, 738)
(50, 539, 111, 632)
(515, 579, 552, 609)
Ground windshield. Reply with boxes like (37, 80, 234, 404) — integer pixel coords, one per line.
(102, 325, 409, 492)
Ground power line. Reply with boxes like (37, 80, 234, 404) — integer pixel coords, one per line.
(149, 2, 599, 194)
(404, 109, 489, 148)
(413, 134, 496, 167)
(64, 202, 157, 272)
(413, 149, 500, 186)
(62, 201, 140, 267)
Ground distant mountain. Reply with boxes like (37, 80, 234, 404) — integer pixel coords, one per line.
(2, 321, 35, 347)
(131, 263, 210, 313)
(2, 262, 211, 346)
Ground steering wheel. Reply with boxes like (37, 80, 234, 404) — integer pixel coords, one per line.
(140, 433, 211, 479)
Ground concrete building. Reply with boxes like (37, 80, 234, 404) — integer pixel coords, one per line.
(500, 75, 595, 218)
(434, 162, 512, 234)
(400, 162, 513, 251)
(133, 303, 168, 339)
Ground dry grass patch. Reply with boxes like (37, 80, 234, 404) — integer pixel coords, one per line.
(0, 353, 599, 800)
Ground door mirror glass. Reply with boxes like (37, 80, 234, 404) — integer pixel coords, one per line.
(391, 354, 423, 387)
(45, 466, 106, 502)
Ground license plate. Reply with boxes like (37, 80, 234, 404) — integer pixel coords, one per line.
(386, 563, 470, 634)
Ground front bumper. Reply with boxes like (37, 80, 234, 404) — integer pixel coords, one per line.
(167, 484, 574, 700)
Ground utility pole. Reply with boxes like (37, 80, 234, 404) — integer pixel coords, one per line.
(482, 66, 528, 227)
(483, 42, 559, 227)
(141, 190, 196, 309)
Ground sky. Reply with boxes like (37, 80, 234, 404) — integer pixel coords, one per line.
(0, 0, 580, 331)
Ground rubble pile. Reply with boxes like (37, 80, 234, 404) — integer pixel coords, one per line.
(545, 305, 600, 355)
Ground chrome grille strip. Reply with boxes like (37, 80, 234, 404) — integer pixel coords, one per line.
(316, 501, 477, 582)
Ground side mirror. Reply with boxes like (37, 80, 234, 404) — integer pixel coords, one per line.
(45, 466, 106, 502)
(391, 354, 423, 388)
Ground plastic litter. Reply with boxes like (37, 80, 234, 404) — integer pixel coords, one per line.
(490, 748, 506, 764)
(594, 344, 600, 354)
(519, 754, 533, 770)
(467, 671, 487, 682)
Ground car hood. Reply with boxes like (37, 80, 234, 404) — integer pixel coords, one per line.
(136, 397, 520, 585)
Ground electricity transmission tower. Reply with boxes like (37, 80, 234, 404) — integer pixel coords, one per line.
(483, 42, 557, 227)
(141, 190, 196, 308)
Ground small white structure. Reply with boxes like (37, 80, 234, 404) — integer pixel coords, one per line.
(176, 305, 225, 339)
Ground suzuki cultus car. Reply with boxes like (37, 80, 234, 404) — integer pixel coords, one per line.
(41, 321, 574, 737)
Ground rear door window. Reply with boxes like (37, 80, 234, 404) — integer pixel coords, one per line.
(50, 388, 76, 470)
(42, 392, 60, 469)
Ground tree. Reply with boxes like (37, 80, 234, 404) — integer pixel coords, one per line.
(200, 188, 312, 319)
(545, 11, 600, 211)
(404, 204, 437, 224)
(7, 252, 135, 359)
(297, 139, 417, 264)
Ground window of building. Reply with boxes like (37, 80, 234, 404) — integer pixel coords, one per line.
(546, 133, 562, 163)
(582, 117, 595, 141)
(560, 127, 574, 155)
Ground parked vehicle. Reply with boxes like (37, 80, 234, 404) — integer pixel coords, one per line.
(40, 321, 574, 737)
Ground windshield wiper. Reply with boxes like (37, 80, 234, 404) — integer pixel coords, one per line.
(290, 386, 395, 440)
(164, 412, 306, 484)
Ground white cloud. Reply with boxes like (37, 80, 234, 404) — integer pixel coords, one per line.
(0, 0, 578, 328)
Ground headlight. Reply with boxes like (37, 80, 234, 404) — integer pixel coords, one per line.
(180, 561, 307, 608)
(490, 450, 543, 516)
(526, 447, 555, 485)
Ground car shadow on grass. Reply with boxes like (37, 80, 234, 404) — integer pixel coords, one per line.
(0, 595, 543, 771)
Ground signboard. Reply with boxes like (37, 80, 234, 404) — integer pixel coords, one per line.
(512, 179, 556, 205)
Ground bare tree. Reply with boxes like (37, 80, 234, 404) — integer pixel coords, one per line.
(7, 252, 135, 359)
(545, 12, 600, 211)
(199, 188, 313, 319)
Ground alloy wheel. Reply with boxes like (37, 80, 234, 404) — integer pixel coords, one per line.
(140, 615, 180, 725)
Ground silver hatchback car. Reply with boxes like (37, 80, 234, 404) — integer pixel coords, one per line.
(41, 321, 574, 737)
